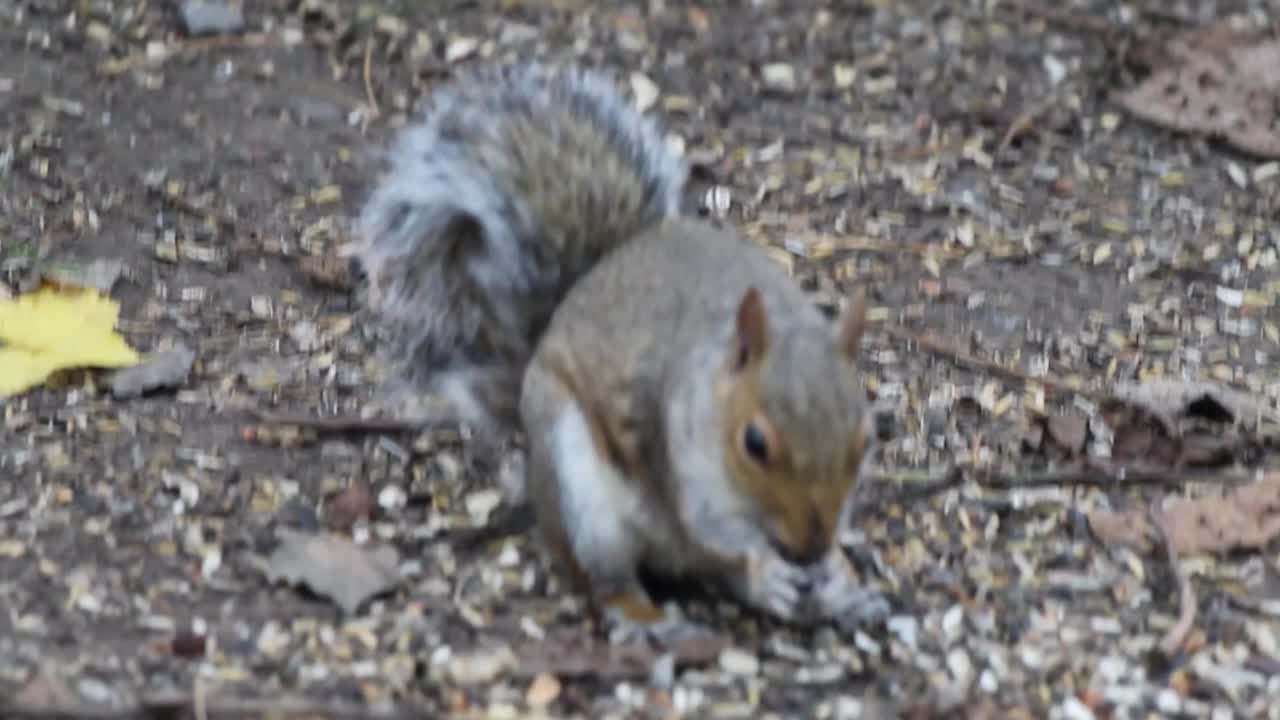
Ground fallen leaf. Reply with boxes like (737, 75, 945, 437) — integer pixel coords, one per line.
(1044, 413, 1089, 457)
(1089, 472, 1280, 555)
(264, 529, 400, 614)
(1086, 508, 1155, 554)
(109, 344, 195, 398)
(0, 286, 141, 397)
(11, 664, 78, 707)
(1114, 31, 1280, 158)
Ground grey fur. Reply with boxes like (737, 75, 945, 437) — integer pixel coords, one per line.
(355, 63, 688, 430)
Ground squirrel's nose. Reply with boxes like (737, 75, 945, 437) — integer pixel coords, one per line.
(773, 508, 830, 567)
(775, 537, 829, 567)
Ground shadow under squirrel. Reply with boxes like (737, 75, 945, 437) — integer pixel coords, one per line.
(356, 64, 889, 641)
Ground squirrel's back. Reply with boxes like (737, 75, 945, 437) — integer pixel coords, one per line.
(355, 64, 687, 429)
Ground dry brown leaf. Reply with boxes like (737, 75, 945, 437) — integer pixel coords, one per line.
(1115, 31, 1280, 159)
(1045, 413, 1088, 456)
(11, 665, 78, 707)
(264, 529, 400, 614)
(1087, 508, 1155, 554)
(1089, 472, 1280, 555)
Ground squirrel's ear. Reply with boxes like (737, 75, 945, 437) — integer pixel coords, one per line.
(733, 287, 769, 371)
(837, 288, 868, 360)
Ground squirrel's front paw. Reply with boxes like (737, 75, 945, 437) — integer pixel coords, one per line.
(738, 546, 812, 621)
(602, 594, 715, 647)
(812, 550, 891, 631)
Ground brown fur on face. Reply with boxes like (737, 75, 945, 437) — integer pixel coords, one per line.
(717, 288, 870, 566)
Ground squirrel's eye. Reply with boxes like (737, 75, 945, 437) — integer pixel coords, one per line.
(741, 423, 770, 465)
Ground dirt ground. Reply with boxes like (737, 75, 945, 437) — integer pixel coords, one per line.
(3, 0, 1280, 718)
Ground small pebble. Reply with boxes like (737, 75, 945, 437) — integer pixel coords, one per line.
(760, 63, 797, 93)
(377, 485, 407, 511)
(76, 677, 114, 705)
(886, 615, 919, 649)
(946, 647, 973, 683)
(445, 647, 516, 685)
(1060, 695, 1097, 720)
(650, 652, 676, 688)
(1155, 688, 1182, 714)
(853, 631, 881, 656)
(941, 604, 964, 645)
(978, 669, 998, 693)
(180, 1, 245, 35)
(718, 647, 760, 676)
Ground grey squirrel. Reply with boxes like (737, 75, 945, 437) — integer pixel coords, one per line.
(356, 64, 889, 641)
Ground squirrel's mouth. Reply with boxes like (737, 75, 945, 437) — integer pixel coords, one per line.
(767, 509, 831, 567)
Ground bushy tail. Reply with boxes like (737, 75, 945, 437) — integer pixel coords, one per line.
(355, 63, 687, 430)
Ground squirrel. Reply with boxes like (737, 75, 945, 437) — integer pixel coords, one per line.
(355, 63, 890, 641)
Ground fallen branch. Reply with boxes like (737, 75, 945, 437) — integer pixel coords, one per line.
(1148, 503, 1197, 657)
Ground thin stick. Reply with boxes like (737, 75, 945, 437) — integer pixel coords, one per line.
(0, 693, 419, 720)
(97, 33, 275, 76)
(245, 408, 435, 435)
(1000, 0, 1117, 35)
(865, 462, 1253, 506)
(1148, 503, 1197, 657)
(880, 324, 1110, 404)
(980, 463, 1255, 490)
(363, 38, 382, 118)
(999, 93, 1062, 150)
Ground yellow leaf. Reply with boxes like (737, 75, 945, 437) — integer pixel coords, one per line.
(0, 286, 141, 396)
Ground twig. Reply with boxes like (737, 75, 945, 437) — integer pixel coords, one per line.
(862, 461, 1255, 507)
(245, 408, 435, 435)
(0, 692, 420, 720)
(97, 33, 276, 76)
(1148, 503, 1197, 657)
(839, 235, 966, 260)
(151, 187, 237, 233)
(1000, 0, 1117, 36)
(363, 38, 382, 118)
(975, 460, 1256, 491)
(193, 675, 207, 720)
(998, 92, 1062, 151)
(862, 467, 964, 507)
(880, 324, 1110, 405)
